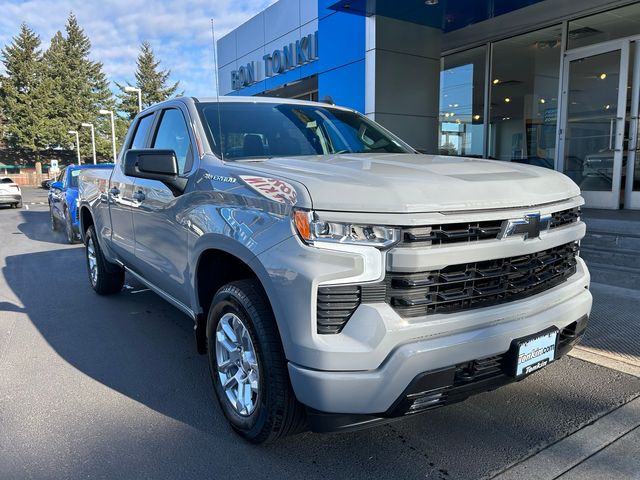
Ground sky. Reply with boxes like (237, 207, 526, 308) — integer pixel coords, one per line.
(0, 0, 276, 97)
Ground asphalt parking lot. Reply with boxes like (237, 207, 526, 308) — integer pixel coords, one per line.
(1, 188, 639, 480)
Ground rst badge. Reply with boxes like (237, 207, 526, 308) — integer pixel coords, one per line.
(499, 212, 552, 240)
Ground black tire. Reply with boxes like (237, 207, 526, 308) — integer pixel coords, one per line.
(206, 279, 306, 444)
(85, 225, 124, 295)
(64, 208, 77, 244)
(15, 201, 22, 209)
(50, 205, 59, 231)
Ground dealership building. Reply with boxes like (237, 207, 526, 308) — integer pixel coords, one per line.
(218, 0, 640, 210)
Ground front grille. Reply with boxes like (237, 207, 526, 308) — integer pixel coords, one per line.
(400, 207, 580, 246)
(386, 242, 579, 318)
(550, 207, 580, 228)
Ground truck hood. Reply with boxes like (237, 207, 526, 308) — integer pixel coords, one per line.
(240, 153, 580, 213)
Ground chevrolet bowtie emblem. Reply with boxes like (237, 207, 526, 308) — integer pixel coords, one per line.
(499, 213, 552, 240)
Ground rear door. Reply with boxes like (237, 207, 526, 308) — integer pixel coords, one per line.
(109, 112, 155, 264)
(131, 105, 195, 304)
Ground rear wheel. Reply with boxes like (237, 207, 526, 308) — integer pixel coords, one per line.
(207, 280, 306, 444)
(85, 225, 124, 295)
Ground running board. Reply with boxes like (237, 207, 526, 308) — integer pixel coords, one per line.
(122, 265, 197, 320)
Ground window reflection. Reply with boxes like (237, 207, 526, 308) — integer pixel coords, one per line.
(439, 46, 486, 157)
(488, 26, 562, 169)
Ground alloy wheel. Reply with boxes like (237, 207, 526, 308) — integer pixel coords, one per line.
(87, 237, 98, 286)
(215, 312, 260, 416)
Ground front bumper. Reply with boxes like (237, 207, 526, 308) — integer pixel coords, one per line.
(287, 259, 591, 419)
(305, 314, 588, 432)
(0, 194, 21, 204)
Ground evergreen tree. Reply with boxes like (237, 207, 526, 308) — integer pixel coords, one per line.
(117, 41, 180, 119)
(0, 23, 48, 155)
(43, 14, 118, 160)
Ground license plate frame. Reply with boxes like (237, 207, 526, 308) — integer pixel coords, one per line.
(510, 327, 558, 378)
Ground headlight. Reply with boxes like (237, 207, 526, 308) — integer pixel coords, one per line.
(293, 209, 399, 248)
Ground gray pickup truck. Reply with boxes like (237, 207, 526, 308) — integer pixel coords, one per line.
(79, 96, 591, 444)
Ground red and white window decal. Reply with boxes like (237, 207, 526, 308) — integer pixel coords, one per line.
(239, 176, 298, 205)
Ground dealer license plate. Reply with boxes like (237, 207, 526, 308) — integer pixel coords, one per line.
(513, 329, 558, 378)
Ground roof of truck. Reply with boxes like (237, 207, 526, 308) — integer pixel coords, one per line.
(191, 95, 353, 111)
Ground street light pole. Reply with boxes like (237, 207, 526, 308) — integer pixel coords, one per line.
(99, 109, 117, 162)
(81, 123, 97, 165)
(124, 86, 142, 113)
(68, 130, 81, 165)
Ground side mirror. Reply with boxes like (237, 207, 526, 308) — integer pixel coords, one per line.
(123, 149, 187, 195)
(50, 181, 64, 190)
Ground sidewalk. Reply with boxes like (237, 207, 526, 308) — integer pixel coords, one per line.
(575, 282, 640, 369)
(492, 396, 640, 480)
(492, 282, 640, 479)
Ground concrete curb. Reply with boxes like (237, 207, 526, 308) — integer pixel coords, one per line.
(569, 346, 640, 378)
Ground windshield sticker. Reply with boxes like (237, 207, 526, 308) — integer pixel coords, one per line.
(240, 176, 297, 205)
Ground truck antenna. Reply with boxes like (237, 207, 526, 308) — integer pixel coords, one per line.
(211, 18, 224, 161)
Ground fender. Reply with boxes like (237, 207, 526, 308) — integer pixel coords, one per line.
(189, 233, 296, 359)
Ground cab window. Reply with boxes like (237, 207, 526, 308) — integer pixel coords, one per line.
(152, 108, 193, 174)
(130, 114, 155, 149)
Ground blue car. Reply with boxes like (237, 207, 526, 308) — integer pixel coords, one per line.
(49, 164, 114, 243)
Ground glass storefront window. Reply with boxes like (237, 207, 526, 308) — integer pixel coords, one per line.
(568, 3, 640, 50)
(488, 25, 562, 169)
(439, 46, 486, 157)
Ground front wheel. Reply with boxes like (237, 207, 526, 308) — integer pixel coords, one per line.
(65, 209, 77, 244)
(85, 225, 124, 295)
(50, 205, 59, 231)
(207, 280, 305, 444)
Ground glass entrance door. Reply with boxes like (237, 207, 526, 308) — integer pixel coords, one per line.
(558, 41, 630, 209)
(625, 42, 640, 209)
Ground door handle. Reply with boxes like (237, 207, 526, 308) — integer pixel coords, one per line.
(132, 190, 145, 202)
(109, 187, 120, 196)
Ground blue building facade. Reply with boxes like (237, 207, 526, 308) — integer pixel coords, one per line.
(219, 0, 640, 210)
(218, 1, 366, 112)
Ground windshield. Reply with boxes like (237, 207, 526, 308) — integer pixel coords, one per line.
(197, 102, 413, 160)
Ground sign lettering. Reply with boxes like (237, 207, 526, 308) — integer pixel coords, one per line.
(231, 31, 318, 91)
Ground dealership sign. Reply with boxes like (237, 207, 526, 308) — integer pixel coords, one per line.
(231, 31, 318, 91)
